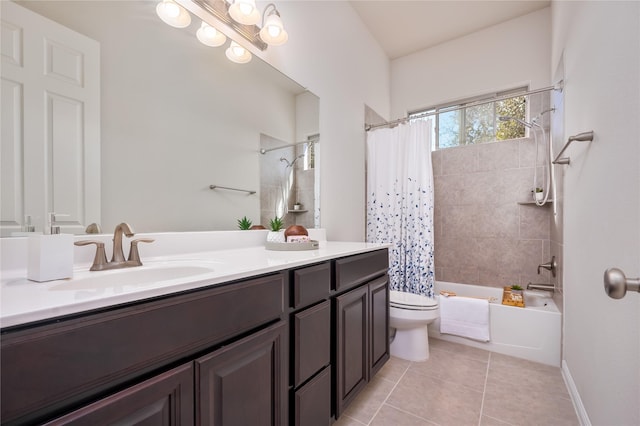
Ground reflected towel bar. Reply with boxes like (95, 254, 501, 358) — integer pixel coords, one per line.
(209, 185, 256, 195)
(552, 131, 594, 165)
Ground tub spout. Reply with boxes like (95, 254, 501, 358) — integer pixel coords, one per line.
(527, 283, 555, 292)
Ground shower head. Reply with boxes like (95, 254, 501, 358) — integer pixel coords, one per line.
(280, 153, 305, 168)
(499, 116, 533, 128)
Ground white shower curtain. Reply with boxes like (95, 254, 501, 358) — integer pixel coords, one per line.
(366, 119, 435, 296)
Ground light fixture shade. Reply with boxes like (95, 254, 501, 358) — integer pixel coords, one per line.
(156, 0, 191, 28)
(225, 41, 252, 64)
(197, 21, 227, 47)
(259, 12, 288, 46)
(228, 0, 260, 25)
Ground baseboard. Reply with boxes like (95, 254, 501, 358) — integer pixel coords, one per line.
(562, 360, 591, 426)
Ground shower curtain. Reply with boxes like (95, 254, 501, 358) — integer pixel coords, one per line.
(366, 119, 435, 296)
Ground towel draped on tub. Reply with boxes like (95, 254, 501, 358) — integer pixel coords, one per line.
(439, 296, 490, 342)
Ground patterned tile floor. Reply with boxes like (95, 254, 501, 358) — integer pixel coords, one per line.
(334, 338, 579, 426)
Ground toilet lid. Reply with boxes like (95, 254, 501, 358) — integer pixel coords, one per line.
(390, 290, 438, 310)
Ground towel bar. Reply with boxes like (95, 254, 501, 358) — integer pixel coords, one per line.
(209, 185, 256, 195)
(553, 131, 594, 165)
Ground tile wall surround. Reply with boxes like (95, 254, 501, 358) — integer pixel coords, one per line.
(433, 93, 555, 289)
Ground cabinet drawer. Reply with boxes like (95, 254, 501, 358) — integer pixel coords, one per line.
(1, 273, 285, 425)
(293, 366, 331, 426)
(293, 300, 331, 387)
(292, 263, 331, 309)
(335, 249, 388, 292)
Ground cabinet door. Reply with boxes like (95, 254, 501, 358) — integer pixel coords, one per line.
(196, 322, 287, 426)
(335, 285, 368, 417)
(44, 364, 194, 425)
(369, 275, 390, 377)
(293, 300, 331, 387)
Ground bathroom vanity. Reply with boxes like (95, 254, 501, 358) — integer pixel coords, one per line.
(0, 242, 389, 425)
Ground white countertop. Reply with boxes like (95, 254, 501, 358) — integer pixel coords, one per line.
(1, 242, 388, 329)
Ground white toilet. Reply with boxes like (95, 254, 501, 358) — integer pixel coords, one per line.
(389, 290, 440, 362)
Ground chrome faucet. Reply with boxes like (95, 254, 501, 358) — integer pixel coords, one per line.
(537, 256, 557, 277)
(75, 223, 154, 271)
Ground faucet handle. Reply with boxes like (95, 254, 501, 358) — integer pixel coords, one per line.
(75, 240, 108, 271)
(128, 238, 155, 265)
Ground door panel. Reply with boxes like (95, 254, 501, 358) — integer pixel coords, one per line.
(0, 1, 99, 236)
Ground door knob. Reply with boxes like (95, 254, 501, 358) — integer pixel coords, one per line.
(603, 268, 640, 299)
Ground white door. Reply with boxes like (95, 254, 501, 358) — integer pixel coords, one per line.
(1, 1, 100, 236)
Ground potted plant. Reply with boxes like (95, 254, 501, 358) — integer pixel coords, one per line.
(293, 201, 303, 211)
(237, 216, 252, 230)
(267, 216, 285, 243)
(533, 187, 544, 202)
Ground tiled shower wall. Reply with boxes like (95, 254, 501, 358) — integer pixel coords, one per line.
(432, 138, 553, 288)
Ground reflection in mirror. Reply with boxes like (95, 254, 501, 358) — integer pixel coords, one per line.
(0, 0, 319, 236)
(259, 135, 319, 230)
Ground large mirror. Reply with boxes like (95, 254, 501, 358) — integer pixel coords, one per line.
(0, 0, 319, 236)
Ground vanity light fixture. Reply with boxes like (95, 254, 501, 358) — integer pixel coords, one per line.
(259, 3, 288, 46)
(156, 0, 191, 28)
(228, 0, 260, 25)
(196, 21, 227, 47)
(155, 0, 287, 64)
(225, 41, 252, 63)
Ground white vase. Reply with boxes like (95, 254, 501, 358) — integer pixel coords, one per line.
(267, 230, 286, 243)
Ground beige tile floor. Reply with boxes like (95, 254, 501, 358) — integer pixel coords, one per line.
(334, 338, 579, 426)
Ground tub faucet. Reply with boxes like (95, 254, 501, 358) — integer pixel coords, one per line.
(537, 256, 557, 277)
(527, 283, 555, 292)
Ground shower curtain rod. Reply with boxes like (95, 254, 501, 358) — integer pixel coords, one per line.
(365, 83, 563, 132)
(259, 134, 320, 154)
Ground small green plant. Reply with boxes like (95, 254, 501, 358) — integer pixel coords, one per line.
(237, 216, 252, 230)
(534, 187, 543, 193)
(510, 284, 523, 291)
(269, 216, 284, 232)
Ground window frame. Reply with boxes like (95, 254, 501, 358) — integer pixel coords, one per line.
(408, 86, 529, 150)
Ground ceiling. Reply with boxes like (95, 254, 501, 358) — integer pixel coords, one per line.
(350, 0, 551, 59)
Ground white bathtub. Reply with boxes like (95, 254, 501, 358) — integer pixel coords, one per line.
(428, 281, 562, 367)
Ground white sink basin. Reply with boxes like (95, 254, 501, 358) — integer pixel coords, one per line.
(51, 264, 216, 290)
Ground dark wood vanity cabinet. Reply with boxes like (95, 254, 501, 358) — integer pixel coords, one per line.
(334, 251, 390, 418)
(0, 248, 389, 426)
(1, 273, 287, 426)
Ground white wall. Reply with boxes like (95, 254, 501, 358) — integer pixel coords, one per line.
(551, 1, 640, 424)
(256, 1, 390, 241)
(390, 7, 551, 118)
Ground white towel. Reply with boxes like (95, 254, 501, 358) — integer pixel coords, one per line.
(439, 296, 490, 342)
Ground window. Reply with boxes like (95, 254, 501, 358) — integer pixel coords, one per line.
(409, 87, 528, 150)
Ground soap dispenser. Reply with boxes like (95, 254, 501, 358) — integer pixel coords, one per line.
(27, 213, 74, 282)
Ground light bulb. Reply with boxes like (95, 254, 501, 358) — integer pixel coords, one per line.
(259, 12, 288, 46)
(267, 25, 281, 38)
(156, 0, 191, 28)
(232, 44, 246, 56)
(164, 2, 180, 18)
(225, 41, 252, 64)
(197, 21, 226, 47)
(228, 0, 260, 25)
(239, 2, 254, 16)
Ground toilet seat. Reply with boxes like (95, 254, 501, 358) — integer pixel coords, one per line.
(390, 290, 438, 311)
